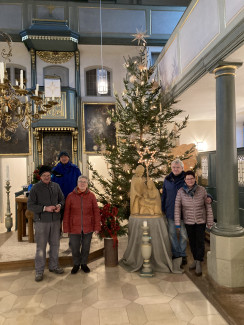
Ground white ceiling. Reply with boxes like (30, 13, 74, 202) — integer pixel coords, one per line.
(174, 44, 244, 123)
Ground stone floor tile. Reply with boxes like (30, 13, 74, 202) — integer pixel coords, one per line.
(143, 303, 175, 321)
(134, 295, 172, 305)
(93, 298, 130, 309)
(172, 281, 200, 294)
(82, 286, 98, 306)
(0, 294, 17, 313)
(51, 311, 82, 325)
(32, 315, 52, 325)
(169, 298, 194, 322)
(189, 314, 228, 325)
(12, 294, 42, 309)
(56, 291, 83, 305)
(0, 315, 5, 325)
(175, 291, 205, 302)
(121, 282, 139, 301)
(40, 289, 58, 309)
(185, 299, 219, 316)
(126, 302, 147, 325)
(98, 285, 123, 300)
(81, 306, 100, 325)
(3, 315, 34, 325)
(0, 291, 11, 298)
(136, 284, 163, 297)
(99, 307, 129, 325)
(158, 280, 178, 297)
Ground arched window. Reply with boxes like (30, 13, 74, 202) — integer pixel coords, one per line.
(6, 65, 26, 87)
(86, 67, 111, 96)
(43, 66, 69, 87)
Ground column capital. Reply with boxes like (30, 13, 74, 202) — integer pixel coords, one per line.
(212, 60, 242, 75)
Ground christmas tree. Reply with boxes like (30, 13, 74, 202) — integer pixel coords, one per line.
(89, 32, 192, 219)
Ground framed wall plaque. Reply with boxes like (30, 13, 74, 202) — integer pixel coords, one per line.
(0, 124, 30, 156)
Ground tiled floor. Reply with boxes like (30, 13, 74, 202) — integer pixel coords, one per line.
(0, 259, 228, 325)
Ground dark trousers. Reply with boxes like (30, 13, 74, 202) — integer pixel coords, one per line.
(34, 220, 60, 273)
(69, 232, 93, 266)
(185, 223, 206, 261)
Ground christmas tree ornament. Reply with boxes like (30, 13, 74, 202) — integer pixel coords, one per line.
(132, 28, 149, 45)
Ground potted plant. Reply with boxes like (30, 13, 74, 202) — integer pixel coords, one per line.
(98, 203, 127, 266)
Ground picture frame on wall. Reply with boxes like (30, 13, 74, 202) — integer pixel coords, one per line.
(0, 124, 30, 156)
(42, 131, 73, 166)
(83, 103, 116, 153)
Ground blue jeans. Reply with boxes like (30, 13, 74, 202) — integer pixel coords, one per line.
(167, 218, 188, 258)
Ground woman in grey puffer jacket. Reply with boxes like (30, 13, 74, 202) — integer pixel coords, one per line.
(174, 170, 213, 276)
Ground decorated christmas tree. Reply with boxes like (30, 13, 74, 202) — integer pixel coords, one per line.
(89, 32, 192, 219)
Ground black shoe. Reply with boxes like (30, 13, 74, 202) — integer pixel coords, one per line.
(71, 265, 80, 274)
(81, 264, 90, 273)
(181, 256, 188, 266)
(49, 267, 64, 274)
(35, 273, 43, 282)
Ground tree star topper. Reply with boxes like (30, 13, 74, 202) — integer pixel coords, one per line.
(132, 29, 149, 45)
(137, 146, 156, 167)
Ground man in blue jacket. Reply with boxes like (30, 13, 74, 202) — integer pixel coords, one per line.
(52, 151, 81, 233)
(161, 159, 188, 264)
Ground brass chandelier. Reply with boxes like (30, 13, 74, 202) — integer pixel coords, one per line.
(0, 32, 58, 141)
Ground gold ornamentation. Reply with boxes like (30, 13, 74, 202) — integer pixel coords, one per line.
(30, 49, 36, 69)
(36, 51, 74, 64)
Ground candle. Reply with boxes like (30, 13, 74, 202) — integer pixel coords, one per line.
(25, 96, 28, 103)
(16, 80, 18, 86)
(5, 106, 8, 113)
(35, 84, 39, 96)
(20, 70, 23, 89)
(143, 221, 147, 227)
(0, 62, 4, 83)
(6, 165, 9, 180)
(34, 104, 36, 114)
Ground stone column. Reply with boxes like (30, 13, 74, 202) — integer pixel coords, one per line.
(207, 62, 244, 288)
(212, 63, 244, 237)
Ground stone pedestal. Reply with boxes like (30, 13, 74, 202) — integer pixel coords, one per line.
(207, 232, 244, 287)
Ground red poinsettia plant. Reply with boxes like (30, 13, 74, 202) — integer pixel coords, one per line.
(98, 203, 128, 247)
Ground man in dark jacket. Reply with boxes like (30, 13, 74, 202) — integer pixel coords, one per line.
(52, 151, 81, 199)
(28, 165, 65, 282)
(52, 151, 81, 234)
(161, 159, 188, 264)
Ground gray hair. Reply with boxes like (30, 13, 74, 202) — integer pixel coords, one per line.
(171, 159, 184, 169)
(77, 175, 89, 183)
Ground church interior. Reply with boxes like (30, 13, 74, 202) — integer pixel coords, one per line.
(0, 0, 243, 324)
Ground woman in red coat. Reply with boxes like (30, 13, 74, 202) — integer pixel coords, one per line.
(63, 176, 101, 274)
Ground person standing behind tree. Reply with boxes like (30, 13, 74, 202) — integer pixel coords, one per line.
(52, 151, 81, 233)
(27, 165, 65, 282)
(174, 170, 214, 276)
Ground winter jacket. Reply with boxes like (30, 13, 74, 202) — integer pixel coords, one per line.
(52, 161, 81, 198)
(161, 171, 185, 220)
(174, 185, 214, 226)
(63, 187, 101, 234)
(27, 181, 65, 222)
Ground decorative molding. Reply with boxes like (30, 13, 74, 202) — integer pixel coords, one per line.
(34, 127, 75, 132)
(22, 35, 78, 42)
(36, 51, 74, 64)
(30, 48, 36, 70)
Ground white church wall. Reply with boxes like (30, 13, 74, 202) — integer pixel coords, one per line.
(0, 157, 27, 228)
(179, 120, 216, 152)
(236, 122, 244, 148)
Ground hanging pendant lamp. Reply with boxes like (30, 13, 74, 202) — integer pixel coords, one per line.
(97, 0, 108, 95)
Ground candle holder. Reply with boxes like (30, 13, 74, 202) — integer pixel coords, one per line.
(140, 222, 154, 277)
(5, 179, 13, 232)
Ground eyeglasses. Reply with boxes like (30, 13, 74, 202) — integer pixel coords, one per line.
(78, 181, 88, 184)
(185, 178, 195, 181)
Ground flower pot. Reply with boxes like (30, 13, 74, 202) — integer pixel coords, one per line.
(104, 238, 118, 267)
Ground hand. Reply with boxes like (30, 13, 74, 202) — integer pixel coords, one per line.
(205, 197, 212, 204)
(54, 204, 61, 213)
(207, 224, 213, 229)
(45, 205, 56, 212)
(94, 231, 100, 235)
